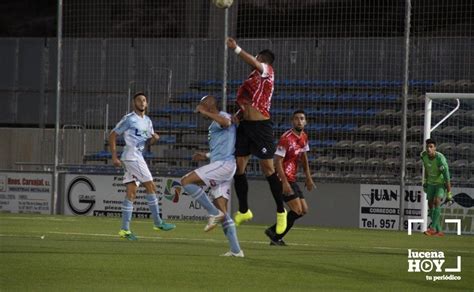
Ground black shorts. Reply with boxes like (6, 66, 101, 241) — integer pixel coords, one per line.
(283, 182, 305, 202)
(235, 119, 276, 159)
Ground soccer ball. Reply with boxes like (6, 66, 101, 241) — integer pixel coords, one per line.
(212, 0, 233, 9)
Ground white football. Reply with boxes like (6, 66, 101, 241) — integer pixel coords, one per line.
(212, 0, 233, 9)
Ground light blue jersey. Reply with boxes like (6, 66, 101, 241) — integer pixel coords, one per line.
(208, 112, 236, 163)
(113, 112, 154, 161)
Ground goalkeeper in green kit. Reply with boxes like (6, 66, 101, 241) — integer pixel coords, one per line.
(421, 139, 452, 237)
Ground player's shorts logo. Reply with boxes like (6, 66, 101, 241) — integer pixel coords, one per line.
(209, 180, 217, 187)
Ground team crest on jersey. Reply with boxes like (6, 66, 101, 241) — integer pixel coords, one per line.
(134, 128, 148, 137)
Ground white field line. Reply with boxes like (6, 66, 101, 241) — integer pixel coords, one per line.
(1, 231, 473, 254)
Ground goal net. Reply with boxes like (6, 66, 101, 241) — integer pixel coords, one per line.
(420, 93, 474, 234)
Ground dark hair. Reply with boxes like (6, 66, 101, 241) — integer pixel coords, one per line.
(293, 109, 306, 117)
(133, 92, 147, 100)
(426, 138, 436, 146)
(258, 49, 275, 65)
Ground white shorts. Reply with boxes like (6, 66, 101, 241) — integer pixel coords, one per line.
(195, 160, 236, 201)
(122, 157, 153, 186)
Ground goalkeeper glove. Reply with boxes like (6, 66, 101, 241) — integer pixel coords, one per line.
(446, 191, 453, 201)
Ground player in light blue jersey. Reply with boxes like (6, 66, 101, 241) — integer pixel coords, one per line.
(109, 92, 175, 240)
(181, 95, 243, 257)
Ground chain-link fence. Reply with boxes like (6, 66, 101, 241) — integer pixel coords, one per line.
(1, 0, 472, 187)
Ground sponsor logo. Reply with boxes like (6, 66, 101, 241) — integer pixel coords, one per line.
(66, 177, 96, 215)
(362, 188, 398, 206)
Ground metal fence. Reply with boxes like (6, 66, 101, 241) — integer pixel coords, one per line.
(0, 0, 473, 189)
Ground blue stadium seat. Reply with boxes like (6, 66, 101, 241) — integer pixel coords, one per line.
(271, 108, 293, 116)
(154, 122, 198, 130)
(321, 93, 337, 101)
(305, 93, 322, 101)
(84, 150, 122, 161)
(143, 152, 156, 159)
(229, 79, 243, 86)
(371, 93, 385, 101)
(309, 140, 337, 148)
(339, 93, 354, 101)
(365, 108, 380, 116)
(158, 135, 177, 144)
(341, 124, 357, 131)
(308, 124, 326, 131)
(176, 92, 202, 101)
(354, 93, 370, 100)
(384, 93, 399, 101)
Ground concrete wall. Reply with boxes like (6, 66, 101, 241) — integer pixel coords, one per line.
(0, 128, 105, 170)
(230, 180, 360, 227)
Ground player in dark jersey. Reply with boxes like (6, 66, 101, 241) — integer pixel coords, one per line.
(265, 110, 315, 245)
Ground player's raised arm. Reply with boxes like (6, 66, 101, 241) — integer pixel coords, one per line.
(109, 130, 121, 168)
(227, 37, 264, 73)
(195, 96, 231, 128)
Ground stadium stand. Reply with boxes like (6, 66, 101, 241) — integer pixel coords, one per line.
(79, 78, 473, 185)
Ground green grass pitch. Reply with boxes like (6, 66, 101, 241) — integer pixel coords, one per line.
(0, 213, 472, 291)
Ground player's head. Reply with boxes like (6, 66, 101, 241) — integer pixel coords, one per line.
(198, 95, 219, 115)
(292, 110, 306, 133)
(256, 49, 275, 65)
(133, 92, 148, 113)
(426, 138, 436, 157)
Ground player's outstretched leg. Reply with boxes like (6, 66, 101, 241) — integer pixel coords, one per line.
(182, 183, 224, 232)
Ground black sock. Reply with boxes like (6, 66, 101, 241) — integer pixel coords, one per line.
(234, 173, 249, 213)
(266, 172, 285, 213)
(276, 211, 303, 239)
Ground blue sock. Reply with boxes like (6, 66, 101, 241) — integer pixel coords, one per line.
(121, 199, 133, 231)
(183, 184, 219, 216)
(146, 193, 163, 226)
(222, 214, 241, 253)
